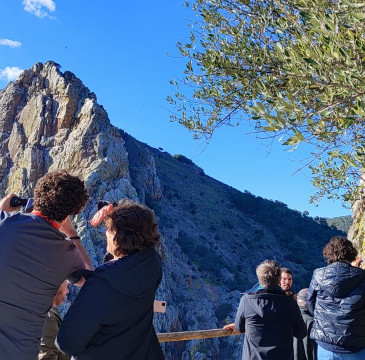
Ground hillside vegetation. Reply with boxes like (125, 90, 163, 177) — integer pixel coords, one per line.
(116, 132, 347, 359)
(326, 216, 353, 234)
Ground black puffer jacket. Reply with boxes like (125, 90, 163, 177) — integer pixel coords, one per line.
(307, 261, 365, 353)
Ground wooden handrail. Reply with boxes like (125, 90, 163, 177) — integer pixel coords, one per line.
(157, 329, 241, 343)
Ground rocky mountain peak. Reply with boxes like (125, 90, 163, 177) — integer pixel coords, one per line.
(0, 60, 163, 259)
(0, 60, 163, 201)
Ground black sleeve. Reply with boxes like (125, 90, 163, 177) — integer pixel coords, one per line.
(234, 296, 246, 333)
(291, 301, 307, 339)
(56, 277, 112, 355)
(66, 244, 86, 285)
(307, 277, 317, 316)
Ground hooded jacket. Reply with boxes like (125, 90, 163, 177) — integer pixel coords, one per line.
(235, 288, 306, 360)
(307, 261, 365, 353)
(57, 248, 164, 360)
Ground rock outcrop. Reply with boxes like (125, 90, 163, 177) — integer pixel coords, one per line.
(347, 185, 365, 258)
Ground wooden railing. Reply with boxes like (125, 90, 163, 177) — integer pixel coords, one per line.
(157, 329, 241, 343)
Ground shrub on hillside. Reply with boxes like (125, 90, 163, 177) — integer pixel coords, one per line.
(145, 192, 161, 215)
(173, 154, 195, 165)
(215, 303, 233, 322)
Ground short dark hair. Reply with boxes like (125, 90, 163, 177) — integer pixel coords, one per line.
(34, 171, 88, 222)
(256, 260, 281, 288)
(281, 268, 293, 276)
(104, 199, 160, 256)
(323, 236, 358, 264)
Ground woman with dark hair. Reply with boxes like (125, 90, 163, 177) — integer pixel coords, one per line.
(307, 236, 365, 359)
(57, 199, 164, 359)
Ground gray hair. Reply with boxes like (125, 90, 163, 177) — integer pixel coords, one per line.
(297, 288, 309, 308)
(256, 260, 281, 288)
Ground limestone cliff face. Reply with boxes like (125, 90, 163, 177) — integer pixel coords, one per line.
(347, 190, 365, 259)
(0, 62, 139, 201)
(0, 62, 347, 360)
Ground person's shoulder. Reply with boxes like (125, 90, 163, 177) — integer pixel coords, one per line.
(97, 259, 119, 271)
(313, 264, 328, 275)
(311, 265, 330, 283)
(0, 210, 10, 221)
(245, 288, 286, 300)
(78, 271, 115, 300)
(286, 291, 297, 301)
(0, 210, 25, 223)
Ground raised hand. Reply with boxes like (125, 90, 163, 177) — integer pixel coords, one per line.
(90, 204, 114, 226)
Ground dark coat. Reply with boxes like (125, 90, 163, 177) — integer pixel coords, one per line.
(293, 307, 317, 360)
(307, 261, 365, 353)
(235, 288, 306, 360)
(57, 248, 164, 360)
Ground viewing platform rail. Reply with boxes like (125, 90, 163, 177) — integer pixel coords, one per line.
(157, 329, 241, 343)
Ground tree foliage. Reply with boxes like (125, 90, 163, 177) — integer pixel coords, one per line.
(168, 0, 365, 203)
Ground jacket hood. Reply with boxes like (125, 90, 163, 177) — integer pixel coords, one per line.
(245, 289, 289, 320)
(313, 262, 365, 297)
(83, 248, 162, 297)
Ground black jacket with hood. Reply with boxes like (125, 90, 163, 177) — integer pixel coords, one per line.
(307, 261, 365, 354)
(235, 287, 306, 360)
(57, 248, 164, 360)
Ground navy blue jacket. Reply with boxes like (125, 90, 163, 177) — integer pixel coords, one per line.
(307, 262, 365, 353)
(57, 248, 164, 360)
(235, 288, 306, 360)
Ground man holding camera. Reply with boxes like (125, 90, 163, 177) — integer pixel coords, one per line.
(0, 171, 92, 360)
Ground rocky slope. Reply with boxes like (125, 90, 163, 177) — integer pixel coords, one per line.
(0, 62, 348, 360)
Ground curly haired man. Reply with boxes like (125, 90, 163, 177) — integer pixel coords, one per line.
(0, 171, 92, 360)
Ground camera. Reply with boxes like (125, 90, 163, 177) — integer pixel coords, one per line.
(10, 196, 34, 213)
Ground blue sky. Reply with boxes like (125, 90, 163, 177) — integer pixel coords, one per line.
(0, 0, 352, 218)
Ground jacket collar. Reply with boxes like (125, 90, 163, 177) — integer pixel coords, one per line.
(253, 287, 286, 295)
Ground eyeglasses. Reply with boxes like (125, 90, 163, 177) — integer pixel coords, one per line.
(97, 200, 118, 211)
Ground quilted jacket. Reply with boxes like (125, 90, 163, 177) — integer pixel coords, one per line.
(307, 261, 365, 353)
